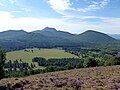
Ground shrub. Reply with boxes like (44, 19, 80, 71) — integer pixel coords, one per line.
(83, 57, 98, 68)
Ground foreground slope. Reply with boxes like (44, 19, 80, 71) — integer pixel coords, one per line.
(1, 65, 120, 90)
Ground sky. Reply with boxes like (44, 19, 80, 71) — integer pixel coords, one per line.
(0, 0, 120, 34)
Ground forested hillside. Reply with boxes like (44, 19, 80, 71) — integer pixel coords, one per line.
(0, 27, 119, 51)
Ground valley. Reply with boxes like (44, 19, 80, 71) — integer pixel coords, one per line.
(0, 28, 120, 90)
(7, 48, 78, 63)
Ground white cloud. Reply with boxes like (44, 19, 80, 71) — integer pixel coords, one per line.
(48, 0, 74, 15)
(48, 0, 72, 11)
(77, 0, 110, 12)
(1, 0, 32, 13)
(0, 0, 17, 4)
(7, 0, 17, 4)
(0, 11, 120, 34)
(21, 8, 31, 12)
(47, 0, 110, 16)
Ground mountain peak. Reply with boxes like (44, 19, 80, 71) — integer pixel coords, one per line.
(1, 29, 27, 33)
(76, 30, 116, 43)
(82, 30, 107, 35)
(42, 27, 57, 32)
(85, 30, 99, 33)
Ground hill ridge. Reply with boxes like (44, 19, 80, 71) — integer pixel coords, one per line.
(0, 28, 118, 51)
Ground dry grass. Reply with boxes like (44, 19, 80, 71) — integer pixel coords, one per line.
(1, 65, 120, 90)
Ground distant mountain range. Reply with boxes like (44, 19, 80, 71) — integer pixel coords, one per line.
(32, 27, 74, 38)
(109, 34, 120, 40)
(0, 27, 119, 51)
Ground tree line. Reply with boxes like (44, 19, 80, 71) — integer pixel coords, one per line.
(0, 48, 120, 79)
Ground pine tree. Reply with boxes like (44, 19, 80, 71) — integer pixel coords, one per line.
(0, 49, 6, 79)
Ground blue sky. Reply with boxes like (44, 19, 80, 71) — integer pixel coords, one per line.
(0, 0, 120, 34)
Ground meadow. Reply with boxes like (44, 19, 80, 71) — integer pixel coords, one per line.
(6, 48, 78, 64)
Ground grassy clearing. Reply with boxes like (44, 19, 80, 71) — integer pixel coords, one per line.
(6, 48, 78, 64)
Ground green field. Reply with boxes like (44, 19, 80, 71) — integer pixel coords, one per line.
(6, 48, 78, 64)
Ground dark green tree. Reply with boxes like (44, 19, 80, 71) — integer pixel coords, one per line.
(0, 49, 6, 79)
(105, 56, 120, 66)
(83, 57, 98, 68)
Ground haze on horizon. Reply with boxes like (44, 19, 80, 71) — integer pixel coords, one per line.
(0, 0, 120, 34)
